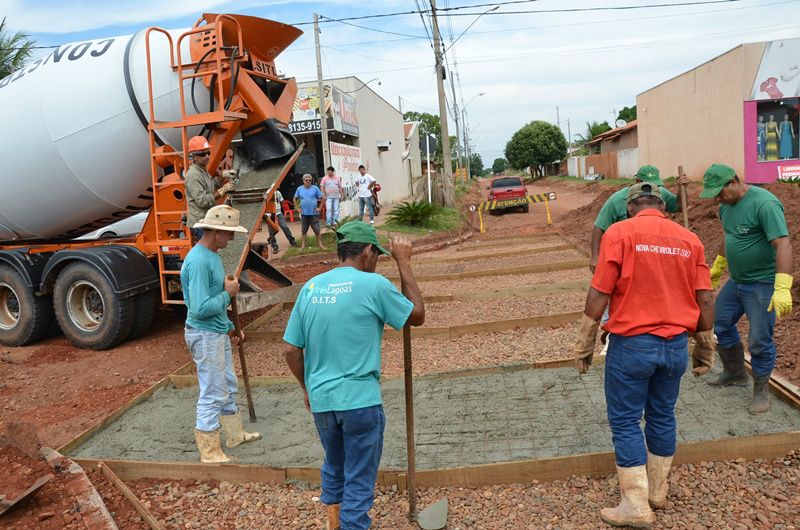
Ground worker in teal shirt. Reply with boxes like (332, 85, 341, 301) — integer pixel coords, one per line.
(181, 205, 260, 463)
(284, 222, 425, 530)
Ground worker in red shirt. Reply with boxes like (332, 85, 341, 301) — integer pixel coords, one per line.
(574, 182, 716, 527)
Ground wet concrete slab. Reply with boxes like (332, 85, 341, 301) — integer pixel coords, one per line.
(70, 361, 800, 471)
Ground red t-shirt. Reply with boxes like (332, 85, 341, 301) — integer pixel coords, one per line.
(592, 209, 712, 339)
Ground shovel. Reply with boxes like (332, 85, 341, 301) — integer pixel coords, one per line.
(678, 165, 689, 229)
(0, 473, 53, 516)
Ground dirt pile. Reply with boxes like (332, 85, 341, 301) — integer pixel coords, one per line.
(553, 179, 800, 379)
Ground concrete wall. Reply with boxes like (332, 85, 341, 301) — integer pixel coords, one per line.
(637, 46, 743, 181)
(568, 148, 639, 179)
(617, 148, 639, 178)
(637, 43, 766, 182)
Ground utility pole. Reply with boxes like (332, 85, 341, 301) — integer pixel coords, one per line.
(450, 71, 463, 185)
(314, 14, 330, 170)
(431, 0, 455, 206)
(567, 118, 572, 155)
(398, 96, 403, 115)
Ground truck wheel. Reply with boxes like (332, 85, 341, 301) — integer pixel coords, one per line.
(522, 204, 529, 213)
(53, 262, 135, 350)
(0, 265, 53, 346)
(127, 290, 157, 341)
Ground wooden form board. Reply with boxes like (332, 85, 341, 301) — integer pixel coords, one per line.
(405, 244, 577, 265)
(245, 310, 583, 342)
(384, 259, 588, 282)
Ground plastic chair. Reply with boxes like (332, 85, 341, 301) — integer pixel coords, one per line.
(281, 199, 294, 222)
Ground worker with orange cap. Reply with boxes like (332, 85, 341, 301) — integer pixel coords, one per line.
(185, 136, 236, 239)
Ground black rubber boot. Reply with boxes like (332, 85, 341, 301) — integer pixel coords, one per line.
(706, 342, 749, 387)
(748, 374, 771, 415)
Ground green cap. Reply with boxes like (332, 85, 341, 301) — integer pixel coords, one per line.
(627, 182, 663, 204)
(635, 165, 663, 185)
(336, 221, 390, 255)
(699, 164, 736, 198)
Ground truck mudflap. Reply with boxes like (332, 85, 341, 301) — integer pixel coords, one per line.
(40, 246, 159, 298)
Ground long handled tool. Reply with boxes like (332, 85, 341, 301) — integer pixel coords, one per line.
(403, 323, 418, 522)
(402, 303, 447, 529)
(678, 165, 689, 229)
(228, 277, 256, 422)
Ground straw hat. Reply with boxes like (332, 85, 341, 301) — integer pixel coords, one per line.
(192, 205, 248, 233)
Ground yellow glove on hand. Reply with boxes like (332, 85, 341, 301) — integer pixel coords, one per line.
(709, 255, 727, 290)
(574, 313, 601, 374)
(691, 330, 716, 377)
(768, 273, 793, 320)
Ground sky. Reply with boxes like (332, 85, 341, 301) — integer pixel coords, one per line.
(4, 0, 800, 167)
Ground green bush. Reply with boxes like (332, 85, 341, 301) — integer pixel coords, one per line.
(385, 200, 438, 225)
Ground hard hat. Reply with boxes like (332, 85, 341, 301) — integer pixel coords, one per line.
(188, 136, 213, 153)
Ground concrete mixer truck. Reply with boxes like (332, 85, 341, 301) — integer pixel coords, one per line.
(0, 13, 304, 350)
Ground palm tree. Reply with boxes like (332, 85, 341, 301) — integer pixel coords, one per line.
(0, 18, 36, 80)
(573, 121, 612, 155)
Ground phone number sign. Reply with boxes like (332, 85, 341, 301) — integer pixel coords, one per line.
(288, 120, 322, 134)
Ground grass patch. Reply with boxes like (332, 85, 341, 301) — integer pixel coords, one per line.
(380, 205, 463, 235)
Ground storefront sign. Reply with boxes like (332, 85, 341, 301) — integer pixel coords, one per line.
(778, 164, 800, 179)
(330, 141, 362, 202)
(290, 83, 360, 137)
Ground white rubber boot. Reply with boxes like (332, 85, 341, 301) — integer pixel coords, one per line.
(194, 428, 234, 463)
(220, 412, 262, 448)
(646, 451, 674, 509)
(600, 465, 654, 527)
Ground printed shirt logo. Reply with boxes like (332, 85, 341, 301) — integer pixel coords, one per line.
(306, 281, 353, 304)
(736, 224, 750, 235)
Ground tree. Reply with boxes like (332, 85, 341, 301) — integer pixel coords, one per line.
(404, 111, 443, 161)
(492, 158, 507, 175)
(617, 106, 637, 124)
(0, 18, 36, 80)
(573, 120, 612, 155)
(505, 121, 567, 178)
(469, 153, 484, 178)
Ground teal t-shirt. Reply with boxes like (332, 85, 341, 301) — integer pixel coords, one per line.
(719, 186, 788, 283)
(283, 266, 414, 413)
(180, 244, 233, 334)
(594, 186, 679, 231)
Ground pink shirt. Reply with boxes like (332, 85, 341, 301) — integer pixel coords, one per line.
(320, 175, 342, 199)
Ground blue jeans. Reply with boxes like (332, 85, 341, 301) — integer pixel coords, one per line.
(714, 279, 776, 377)
(326, 197, 340, 225)
(313, 405, 385, 530)
(358, 197, 375, 222)
(184, 327, 239, 431)
(605, 333, 688, 467)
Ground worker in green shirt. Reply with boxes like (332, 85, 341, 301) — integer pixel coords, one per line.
(699, 164, 793, 415)
(590, 165, 690, 274)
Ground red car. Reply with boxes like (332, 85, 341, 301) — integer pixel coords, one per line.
(486, 176, 529, 214)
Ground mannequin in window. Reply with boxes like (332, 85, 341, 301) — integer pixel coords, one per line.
(779, 114, 795, 159)
(757, 115, 766, 161)
(765, 114, 780, 161)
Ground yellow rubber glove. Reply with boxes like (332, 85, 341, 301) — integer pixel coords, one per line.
(709, 255, 727, 290)
(768, 273, 793, 320)
(691, 330, 716, 377)
(574, 313, 601, 374)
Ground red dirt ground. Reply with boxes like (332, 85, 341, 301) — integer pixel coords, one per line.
(0, 178, 796, 528)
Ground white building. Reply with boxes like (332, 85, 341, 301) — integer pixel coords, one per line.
(285, 76, 415, 218)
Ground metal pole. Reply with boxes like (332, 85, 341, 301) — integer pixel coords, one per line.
(426, 135, 432, 204)
(314, 14, 330, 169)
(450, 71, 463, 185)
(431, 0, 454, 207)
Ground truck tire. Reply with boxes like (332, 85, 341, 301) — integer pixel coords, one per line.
(0, 265, 54, 346)
(522, 204, 529, 213)
(126, 291, 157, 341)
(53, 262, 135, 350)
